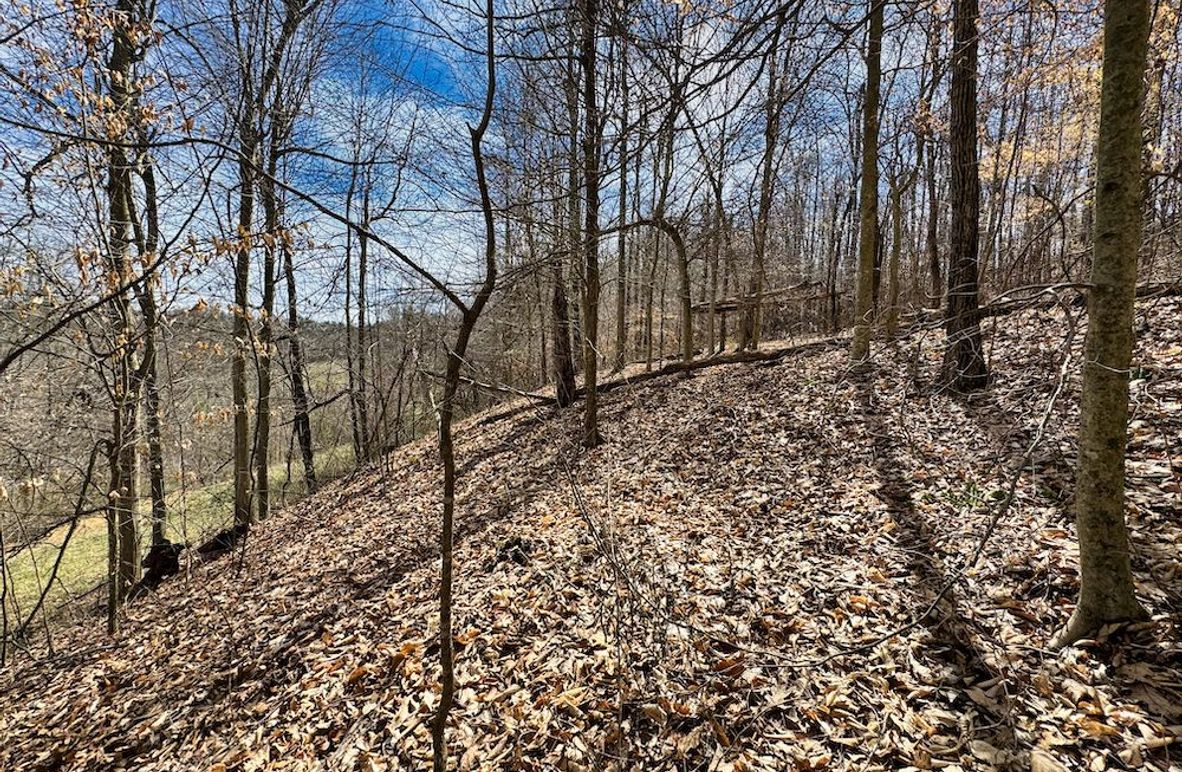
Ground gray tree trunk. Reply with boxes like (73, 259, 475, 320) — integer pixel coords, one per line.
(1054, 0, 1151, 648)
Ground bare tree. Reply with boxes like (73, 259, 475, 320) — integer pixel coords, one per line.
(431, 2, 499, 766)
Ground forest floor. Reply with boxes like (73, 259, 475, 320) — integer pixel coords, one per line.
(1, 297, 1180, 772)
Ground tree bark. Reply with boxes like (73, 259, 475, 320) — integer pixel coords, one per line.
(356, 188, 372, 460)
(613, 31, 629, 373)
(232, 122, 256, 527)
(740, 31, 783, 352)
(431, 4, 497, 765)
(941, 0, 989, 390)
(283, 236, 317, 493)
(1054, 0, 1150, 647)
(129, 126, 167, 547)
(886, 177, 903, 340)
(851, 0, 883, 363)
(105, 0, 142, 631)
(254, 159, 279, 521)
(579, 0, 603, 447)
(552, 253, 577, 407)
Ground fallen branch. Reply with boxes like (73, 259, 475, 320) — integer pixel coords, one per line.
(477, 335, 847, 426)
(904, 280, 1182, 331)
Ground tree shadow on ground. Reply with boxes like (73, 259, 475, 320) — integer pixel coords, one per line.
(853, 369, 1023, 762)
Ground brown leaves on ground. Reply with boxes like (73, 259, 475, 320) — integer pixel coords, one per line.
(1, 298, 1180, 771)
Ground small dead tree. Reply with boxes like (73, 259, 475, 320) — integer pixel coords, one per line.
(430, 0, 499, 767)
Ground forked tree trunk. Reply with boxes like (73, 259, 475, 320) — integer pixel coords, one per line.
(1054, 0, 1150, 648)
(130, 127, 168, 547)
(283, 237, 317, 492)
(431, 4, 497, 765)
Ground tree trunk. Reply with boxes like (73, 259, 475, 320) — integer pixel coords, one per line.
(740, 35, 783, 352)
(283, 236, 317, 492)
(1054, 0, 1150, 648)
(851, 0, 883, 363)
(356, 190, 372, 460)
(105, 0, 141, 631)
(232, 125, 256, 527)
(886, 178, 903, 340)
(130, 127, 167, 546)
(552, 254, 577, 407)
(432, 6, 497, 764)
(941, 0, 989, 390)
(708, 193, 722, 354)
(613, 33, 629, 373)
(923, 19, 944, 310)
(579, 0, 603, 447)
(254, 160, 280, 521)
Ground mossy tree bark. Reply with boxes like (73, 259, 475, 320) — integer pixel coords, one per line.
(1054, 0, 1151, 648)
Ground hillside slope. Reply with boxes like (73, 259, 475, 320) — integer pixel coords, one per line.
(1, 299, 1180, 771)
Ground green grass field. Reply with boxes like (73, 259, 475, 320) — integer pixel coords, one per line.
(3, 442, 355, 626)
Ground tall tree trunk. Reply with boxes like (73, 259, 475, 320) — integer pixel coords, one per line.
(851, 0, 883, 363)
(432, 6, 497, 765)
(344, 165, 362, 463)
(885, 177, 903, 340)
(925, 139, 941, 308)
(142, 319, 165, 545)
(924, 21, 943, 309)
(941, 0, 989, 390)
(667, 223, 692, 362)
(254, 153, 281, 522)
(579, 0, 603, 447)
(1053, 0, 1150, 648)
(740, 33, 783, 352)
(551, 253, 577, 406)
(129, 127, 167, 547)
(283, 237, 317, 492)
(105, 0, 141, 631)
(565, 37, 584, 376)
(613, 32, 629, 373)
(720, 214, 733, 347)
(232, 124, 256, 527)
(356, 189, 372, 459)
(708, 189, 722, 353)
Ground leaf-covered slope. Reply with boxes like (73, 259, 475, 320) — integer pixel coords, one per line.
(2, 299, 1180, 772)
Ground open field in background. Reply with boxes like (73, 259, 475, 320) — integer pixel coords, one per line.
(3, 442, 356, 627)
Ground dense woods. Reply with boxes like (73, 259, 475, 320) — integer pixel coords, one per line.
(1, 0, 1180, 767)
